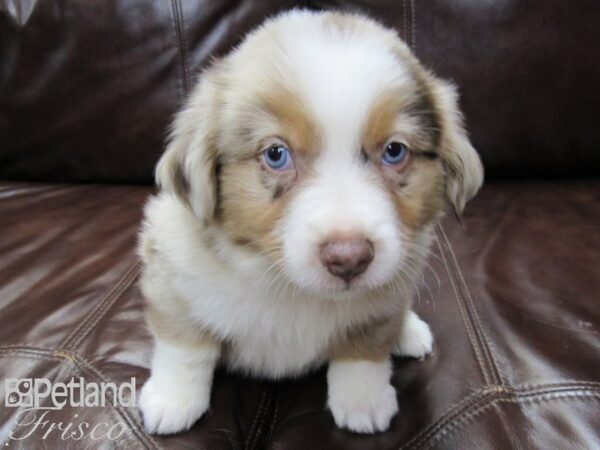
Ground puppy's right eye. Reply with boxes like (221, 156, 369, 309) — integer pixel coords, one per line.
(263, 145, 294, 171)
(382, 142, 409, 167)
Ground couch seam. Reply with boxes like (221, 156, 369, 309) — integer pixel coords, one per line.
(399, 382, 600, 449)
(410, 0, 416, 49)
(170, 0, 190, 99)
(251, 394, 273, 450)
(245, 387, 270, 450)
(59, 261, 141, 351)
(438, 224, 504, 385)
(399, 389, 514, 449)
(402, 0, 408, 46)
(403, 0, 414, 49)
(267, 387, 280, 445)
(61, 349, 162, 450)
(0, 346, 160, 450)
(411, 388, 600, 449)
(434, 231, 491, 385)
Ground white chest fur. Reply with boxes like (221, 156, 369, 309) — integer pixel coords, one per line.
(178, 271, 383, 378)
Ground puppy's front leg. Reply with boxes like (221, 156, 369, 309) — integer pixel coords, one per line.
(327, 357, 398, 433)
(327, 317, 402, 434)
(139, 337, 220, 434)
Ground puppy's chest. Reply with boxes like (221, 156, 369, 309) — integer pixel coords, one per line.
(185, 283, 357, 377)
(225, 300, 340, 377)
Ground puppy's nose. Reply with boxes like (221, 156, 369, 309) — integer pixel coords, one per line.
(319, 237, 374, 282)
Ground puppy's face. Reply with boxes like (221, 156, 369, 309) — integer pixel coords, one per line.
(157, 11, 483, 298)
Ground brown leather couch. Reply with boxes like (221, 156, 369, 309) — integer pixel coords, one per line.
(1, 1, 599, 449)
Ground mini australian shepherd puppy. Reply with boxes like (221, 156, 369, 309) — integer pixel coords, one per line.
(138, 10, 483, 435)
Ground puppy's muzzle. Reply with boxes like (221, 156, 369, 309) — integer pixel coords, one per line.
(319, 237, 374, 282)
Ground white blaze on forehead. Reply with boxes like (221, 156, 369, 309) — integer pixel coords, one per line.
(276, 15, 410, 154)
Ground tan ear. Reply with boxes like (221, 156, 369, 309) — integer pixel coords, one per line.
(430, 79, 484, 215)
(155, 75, 219, 223)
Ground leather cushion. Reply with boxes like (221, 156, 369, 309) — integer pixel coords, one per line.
(2, 1, 599, 183)
(1, 180, 598, 448)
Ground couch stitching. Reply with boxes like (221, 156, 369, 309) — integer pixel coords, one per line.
(58, 262, 139, 349)
(434, 231, 491, 384)
(170, 0, 190, 98)
(403, 0, 414, 49)
(0, 348, 160, 449)
(417, 388, 600, 449)
(68, 262, 141, 350)
(398, 387, 488, 447)
(438, 224, 502, 383)
(0, 345, 57, 352)
(267, 387, 280, 445)
(0, 347, 160, 450)
(168, 0, 183, 99)
(402, 0, 408, 45)
(244, 389, 264, 450)
(250, 392, 273, 450)
(59, 261, 141, 351)
(59, 349, 162, 450)
(245, 388, 269, 450)
(410, 0, 416, 49)
(399, 385, 494, 449)
(176, 0, 191, 95)
(399, 382, 600, 449)
(0, 353, 64, 449)
(438, 224, 504, 385)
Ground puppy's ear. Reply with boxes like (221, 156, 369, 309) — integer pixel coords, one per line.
(430, 79, 484, 215)
(155, 75, 219, 223)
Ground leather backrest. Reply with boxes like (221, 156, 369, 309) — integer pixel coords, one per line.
(1, 0, 599, 183)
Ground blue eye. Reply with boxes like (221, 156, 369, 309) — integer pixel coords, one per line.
(382, 142, 409, 166)
(264, 145, 293, 170)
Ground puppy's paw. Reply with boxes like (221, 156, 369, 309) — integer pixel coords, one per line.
(393, 310, 433, 360)
(329, 382, 398, 433)
(139, 376, 209, 434)
(327, 360, 398, 433)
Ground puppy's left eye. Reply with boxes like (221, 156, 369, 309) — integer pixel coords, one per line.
(382, 142, 409, 166)
(263, 145, 294, 171)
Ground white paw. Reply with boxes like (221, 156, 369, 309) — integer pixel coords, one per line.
(139, 376, 209, 434)
(327, 359, 398, 433)
(393, 310, 434, 359)
(329, 382, 398, 433)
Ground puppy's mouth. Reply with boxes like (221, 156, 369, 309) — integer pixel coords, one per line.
(313, 272, 377, 297)
(335, 275, 367, 291)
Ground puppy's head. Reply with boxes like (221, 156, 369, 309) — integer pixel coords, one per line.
(156, 10, 483, 297)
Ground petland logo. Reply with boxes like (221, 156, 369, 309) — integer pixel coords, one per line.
(4, 378, 137, 442)
(5, 378, 136, 409)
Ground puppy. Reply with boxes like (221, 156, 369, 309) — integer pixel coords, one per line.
(138, 9, 483, 435)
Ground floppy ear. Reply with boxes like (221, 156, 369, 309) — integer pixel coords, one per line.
(155, 76, 219, 224)
(430, 79, 484, 215)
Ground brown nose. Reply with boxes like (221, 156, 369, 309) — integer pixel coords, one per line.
(319, 237, 374, 282)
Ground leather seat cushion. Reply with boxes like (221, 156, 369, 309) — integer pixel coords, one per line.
(1, 180, 598, 449)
